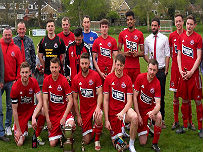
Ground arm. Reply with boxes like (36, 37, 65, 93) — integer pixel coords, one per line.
(133, 90, 143, 125)
(12, 103, 22, 138)
(165, 56, 170, 75)
(60, 94, 73, 126)
(110, 51, 118, 73)
(118, 43, 131, 57)
(93, 52, 105, 79)
(0, 46, 4, 88)
(60, 53, 65, 66)
(73, 92, 82, 126)
(32, 92, 43, 129)
(38, 53, 45, 69)
(132, 45, 144, 57)
(164, 38, 170, 75)
(147, 97, 161, 119)
(16, 50, 22, 80)
(43, 93, 52, 130)
(30, 40, 36, 74)
(103, 93, 111, 130)
(94, 87, 103, 119)
(177, 50, 185, 78)
(143, 39, 149, 63)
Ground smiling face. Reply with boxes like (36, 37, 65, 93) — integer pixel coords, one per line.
(46, 22, 55, 35)
(3, 29, 12, 44)
(186, 19, 196, 35)
(115, 60, 124, 77)
(17, 23, 26, 38)
(20, 67, 31, 83)
(50, 62, 60, 78)
(175, 16, 184, 31)
(147, 63, 158, 80)
(80, 58, 90, 74)
(62, 20, 70, 33)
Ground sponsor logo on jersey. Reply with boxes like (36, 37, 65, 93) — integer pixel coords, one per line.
(11, 51, 15, 57)
(100, 47, 111, 58)
(190, 40, 194, 45)
(80, 87, 94, 98)
(90, 37, 94, 41)
(141, 85, 144, 88)
(21, 96, 32, 104)
(140, 90, 153, 104)
(54, 43, 58, 48)
(112, 88, 125, 102)
(50, 92, 63, 103)
(108, 42, 111, 47)
(121, 82, 126, 88)
(174, 44, 178, 54)
(57, 85, 62, 91)
(49, 85, 52, 88)
(126, 39, 137, 51)
(182, 45, 194, 58)
(134, 35, 138, 40)
(79, 82, 82, 85)
(89, 79, 94, 85)
(150, 88, 155, 94)
(29, 88, 33, 94)
(112, 82, 115, 85)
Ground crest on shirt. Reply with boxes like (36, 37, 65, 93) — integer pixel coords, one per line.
(29, 88, 33, 94)
(89, 79, 94, 85)
(71, 51, 74, 57)
(57, 85, 62, 91)
(90, 37, 94, 41)
(150, 88, 155, 94)
(107, 42, 111, 47)
(190, 40, 194, 45)
(121, 82, 126, 88)
(11, 51, 15, 57)
(54, 43, 58, 48)
(134, 35, 138, 40)
(79, 82, 82, 85)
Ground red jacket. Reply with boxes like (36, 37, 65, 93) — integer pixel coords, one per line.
(0, 38, 22, 82)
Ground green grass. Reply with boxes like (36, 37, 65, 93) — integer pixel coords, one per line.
(1, 33, 203, 151)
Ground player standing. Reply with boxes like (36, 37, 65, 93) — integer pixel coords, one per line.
(103, 54, 138, 152)
(92, 19, 118, 80)
(118, 10, 144, 83)
(133, 59, 162, 152)
(72, 52, 103, 151)
(176, 15, 203, 138)
(11, 62, 43, 146)
(43, 58, 75, 146)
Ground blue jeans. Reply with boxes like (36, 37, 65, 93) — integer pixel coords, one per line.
(0, 88, 4, 136)
(0, 81, 13, 135)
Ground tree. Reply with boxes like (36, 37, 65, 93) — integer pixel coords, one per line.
(106, 11, 120, 25)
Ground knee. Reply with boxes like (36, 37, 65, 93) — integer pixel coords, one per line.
(130, 113, 138, 125)
(195, 100, 202, 106)
(50, 140, 57, 147)
(139, 140, 147, 146)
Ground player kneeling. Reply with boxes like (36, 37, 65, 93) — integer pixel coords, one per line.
(43, 58, 75, 148)
(133, 59, 162, 152)
(103, 54, 138, 152)
(11, 62, 43, 146)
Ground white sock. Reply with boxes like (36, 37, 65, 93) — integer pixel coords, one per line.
(129, 138, 135, 147)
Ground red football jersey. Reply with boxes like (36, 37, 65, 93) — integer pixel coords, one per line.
(10, 77, 41, 113)
(169, 30, 186, 66)
(42, 74, 72, 117)
(134, 73, 161, 113)
(103, 72, 133, 116)
(118, 28, 144, 68)
(57, 31, 75, 47)
(177, 31, 202, 71)
(92, 35, 118, 68)
(72, 70, 102, 115)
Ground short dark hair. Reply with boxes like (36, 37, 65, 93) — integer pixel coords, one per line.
(148, 59, 159, 68)
(62, 17, 70, 23)
(115, 54, 125, 65)
(175, 13, 183, 20)
(50, 57, 60, 65)
(18, 20, 26, 26)
(187, 15, 196, 24)
(151, 17, 160, 26)
(20, 62, 30, 70)
(100, 19, 109, 27)
(3, 26, 12, 32)
(80, 52, 90, 60)
(46, 19, 55, 25)
(125, 10, 135, 19)
(74, 27, 83, 37)
(83, 15, 90, 21)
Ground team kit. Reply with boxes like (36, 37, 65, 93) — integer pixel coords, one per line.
(0, 10, 202, 152)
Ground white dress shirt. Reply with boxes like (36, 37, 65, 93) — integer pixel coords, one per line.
(144, 32, 170, 69)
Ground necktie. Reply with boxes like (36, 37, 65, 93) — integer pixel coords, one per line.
(154, 35, 157, 60)
(21, 39, 25, 62)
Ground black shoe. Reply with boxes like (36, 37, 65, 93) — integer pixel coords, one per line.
(152, 144, 160, 152)
(0, 135, 10, 142)
(176, 126, 187, 134)
(198, 129, 203, 138)
(171, 122, 180, 130)
(188, 123, 196, 131)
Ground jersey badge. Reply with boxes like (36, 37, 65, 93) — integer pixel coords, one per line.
(150, 88, 155, 94)
(54, 43, 58, 48)
(121, 82, 126, 88)
(11, 51, 15, 57)
(57, 85, 62, 91)
(108, 42, 111, 47)
(190, 40, 194, 45)
(49, 85, 52, 89)
(134, 35, 138, 40)
(141, 85, 144, 88)
(89, 79, 94, 85)
(90, 37, 94, 41)
(29, 88, 33, 94)
(112, 82, 115, 85)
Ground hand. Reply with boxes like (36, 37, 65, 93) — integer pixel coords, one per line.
(94, 106, 101, 120)
(117, 111, 124, 120)
(0, 82, 3, 89)
(180, 70, 187, 79)
(146, 111, 154, 119)
(47, 120, 52, 130)
(77, 115, 83, 127)
(164, 71, 168, 76)
(100, 72, 107, 80)
(105, 120, 112, 130)
(183, 70, 193, 80)
(32, 117, 37, 130)
(60, 117, 66, 126)
(15, 129, 22, 142)
(132, 51, 139, 57)
(138, 115, 143, 126)
(66, 76, 71, 81)
(123, 51, 131, 57)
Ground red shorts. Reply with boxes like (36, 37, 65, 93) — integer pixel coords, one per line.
(177, 72, 202, 100)
(14, 106, 35, 136)
(48, 112, 74, 141)
(169, 64, 180, 92)
(109, 115, 123, 140)
(137, 114, 150, 137)
(124, 68, 140, 84)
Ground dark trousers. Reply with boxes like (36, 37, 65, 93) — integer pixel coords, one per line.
(156, 69, 166, 121)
